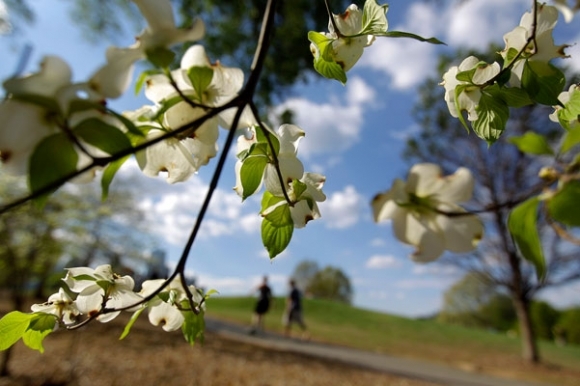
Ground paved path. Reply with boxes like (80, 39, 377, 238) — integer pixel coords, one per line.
(205, 318, 553, 386)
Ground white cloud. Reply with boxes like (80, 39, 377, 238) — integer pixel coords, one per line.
(370, 237, 387, 247)
(444, 0, 528, 50)
(365, 254, 401, 269)
(358, 0, 531, 90)
(394, 278, 450, 290)
(360, 37, 437, 90)
(320, 185, 367, 229)
(272, 76, 373, 158)
(538, 281, 580, 310)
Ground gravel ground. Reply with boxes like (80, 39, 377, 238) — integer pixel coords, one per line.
(0, 315, 437, 386)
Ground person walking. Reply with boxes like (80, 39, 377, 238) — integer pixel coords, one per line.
(249, 276, 272, 335)
(283, 279, 308, 340)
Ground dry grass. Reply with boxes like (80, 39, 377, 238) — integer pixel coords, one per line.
(0, 314, 437, 386)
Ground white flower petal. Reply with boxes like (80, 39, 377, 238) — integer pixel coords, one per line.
(148, 301, 184, 331)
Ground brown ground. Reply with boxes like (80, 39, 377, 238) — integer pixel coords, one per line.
(0, 315, 437, 386)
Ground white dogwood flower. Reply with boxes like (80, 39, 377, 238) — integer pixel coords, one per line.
(140, 278, 203, 332)
(234, 124, 305, 198)
(31, 288, 80, 325)
(64, 265, 142, 323)
(501, 4, 567, 86)
(441, 56, 500, 122)
(372, 163, 483, 262)
(136, 45, 248, 183)
(89, 0, 205, 98)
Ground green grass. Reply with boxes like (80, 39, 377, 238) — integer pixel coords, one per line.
(206, 296, 580, 384)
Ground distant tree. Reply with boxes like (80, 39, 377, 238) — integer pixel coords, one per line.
(307, 266, 353, 304)
(530, 301, 560, 341)
(408, 48, 580, 362)
(291, 260, 319, 294)
(438, 272, 517, 331)
(0, 173, 155, 309)
(291, 260, 353, 304)
(555, 307, 580, 345)
(478, 294, 517, 332)
(438, 272, 495, 327)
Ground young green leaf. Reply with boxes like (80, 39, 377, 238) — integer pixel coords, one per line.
(181, 309, 205, 346)
(521, 60, 565, 106)
(261, 202, 294, 258)
(187, 66, 214, 102)
(101, 155, 131, 200)
(508, 197, 546, 280)
(561, 126, 580, 154)
(361, 0, 389, 36)
(0, 311, 34, 351)
(240, 155, 269, 200)
(508, 132, 554, 156)
(74, 118, 133, 155)
(308, 31, 347, 84)
(146, 47, 176, 68)
(380, 31, 445, 45)
(22, 313, 56, 353)
(500, 87, 533, 108)
(547, 181, 580, 227)
(120, 307, 146, 340)
(29, 133, 79, 203)
(473, 88, 509, 144)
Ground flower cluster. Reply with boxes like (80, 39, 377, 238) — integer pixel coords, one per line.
(31, 264, 205, 334)
(372, 164, 483, 262)
(234, 124, 326, 257)
(441, 3, 568, 143)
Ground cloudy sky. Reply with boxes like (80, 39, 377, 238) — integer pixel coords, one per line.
(1, 0, 579, 317)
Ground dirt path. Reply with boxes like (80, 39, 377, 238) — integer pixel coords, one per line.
(0, 314, 437, 386)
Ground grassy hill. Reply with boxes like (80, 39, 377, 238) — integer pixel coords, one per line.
(206, 296, 580, 386)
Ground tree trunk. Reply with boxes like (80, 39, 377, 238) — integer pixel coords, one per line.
(512, 292, 539, 363)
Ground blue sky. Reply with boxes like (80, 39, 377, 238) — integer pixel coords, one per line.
(1, 0, 580, 317)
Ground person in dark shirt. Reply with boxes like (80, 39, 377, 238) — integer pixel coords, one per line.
(249, 276, 272, 335)
(283, 279, 308, 339)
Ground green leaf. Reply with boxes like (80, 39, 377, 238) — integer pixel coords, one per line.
(307, 31, 347, 84)
(22, 313, 56, 353)
(107, 109, 146, 139)
(146, 47, 176, 68)
(68, 99, 107, 116)
(101, 156, 130, 200)
(29, 133, 79, 203)
(558, 87, 580, 129)
(473, 86, 509, 144)
(11, 93, 61, 113)
(455, 67, 478, 83)
(508, 132, 554, 156)
(255, 126, 280, 156)
(120, 307, 146, 340)
(187, 66, 214, 102)
(521, 60, 565, 106)
(181, 309, 205, 346)
(74, 118, 133, 155)
(380, 31, 445, 45)
(508, 197, 546, 280)
(561, 126, 580, 154)
(0, 311, 34, 351)
(454, 84, 471, 132)
(134, 69, 161, 95)
(292, 179, 308, 199)
(261, 200, 294, 259)
(547, 181, 580, 227)
(240, 155, 269, 200)
(500, 87, 533, 108)
(361, 0, 389, 36)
